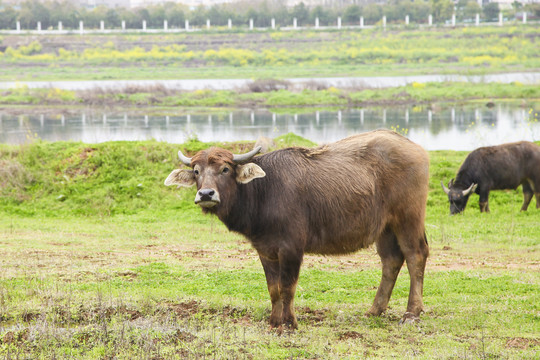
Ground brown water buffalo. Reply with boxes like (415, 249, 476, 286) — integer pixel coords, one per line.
(442, 141, 540, 214)
(165, 130, 430, 328)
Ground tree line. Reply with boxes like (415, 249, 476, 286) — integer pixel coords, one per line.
(0, 0, 538, 30)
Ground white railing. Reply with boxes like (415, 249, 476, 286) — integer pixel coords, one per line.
(0, 13, 535, 35)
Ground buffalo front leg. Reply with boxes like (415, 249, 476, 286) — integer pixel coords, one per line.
(479, 190, 490, 213)
(259, 255, 283, 328)
(366, 230, 404, 317)
(278, 247, 303, 329)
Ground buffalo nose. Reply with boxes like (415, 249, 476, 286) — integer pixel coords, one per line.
(198, 188, 215, 201)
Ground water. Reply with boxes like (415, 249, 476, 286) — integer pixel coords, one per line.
(1, 72, 539, 91)
(1, 103, 538, 150)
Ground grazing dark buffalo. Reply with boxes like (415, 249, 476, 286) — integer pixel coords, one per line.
(442, 141, 540, 214)
(165, 130, 430, 328)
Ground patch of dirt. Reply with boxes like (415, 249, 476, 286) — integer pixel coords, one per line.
(48, 241, 77, 247)
(115, 270, 138, 281)
(428, 247, 540, 272)
(69, 304, 142, 323)
(298, 306, 329, 325)
(62, 147, 97, 178)
(2, 328, 29, 344)
(338, 330, 364, 341)
(505, 337, 540, 350)
(159, 301, 252, 325)
(166, 300, 200, 319)
(218, 305, 252, 325)
(170, 329, 197, 343)
(21, 311, 40, 322)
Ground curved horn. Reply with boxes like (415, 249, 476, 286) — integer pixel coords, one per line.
(232, 146, 262, 163)
(441, 181, 450, 195)
(462, 183, 477, 196)
(178, 150, 192, 166)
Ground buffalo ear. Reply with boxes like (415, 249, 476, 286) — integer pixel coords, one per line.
(236, 163, 266, 184)
(164, 169, 196, 187)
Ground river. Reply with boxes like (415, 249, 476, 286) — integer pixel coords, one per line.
(1, 72, 539, 91)
(1, 103, 538, 150)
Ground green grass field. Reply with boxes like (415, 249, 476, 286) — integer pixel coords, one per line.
(1, 25, 539, 81)
(0, 136, 538, 359)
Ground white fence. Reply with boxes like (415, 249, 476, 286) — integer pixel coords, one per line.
(1, 13, 535, 35)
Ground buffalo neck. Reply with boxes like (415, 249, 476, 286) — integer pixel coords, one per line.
(455, 169, 477, 190)
(218, 157, 272, 238)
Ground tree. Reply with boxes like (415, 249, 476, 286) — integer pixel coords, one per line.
(147, 5, 166, 28)
(19, 0, 51, 29)
(0, 5, 17, 30)
(116, 7, 138, 29)
(363, 4, 382, 23)
(254, 1, 272, 27)
(164, 4, 185, 28)
(404, 1, 431, 23)
(526, 3, 540, 17)
(272, 6, 291, 27)
(291, 2, 309, 25)
(189, 5, 207, 27)
(431, 0, 454, 22)
(83, 6, 109, 28)
(105, 8, 121, 28)
(483, 3, 499, 20)
(206, 6, 225, 26)
(310, 5, 334, 26)
(457, 0, 481, 20)
(343, 5, 361, 25)
(48, 1, 79, 29)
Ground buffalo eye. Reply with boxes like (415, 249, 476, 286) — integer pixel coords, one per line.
(222, 167, 230, 174)
(194, 169, 200, 176)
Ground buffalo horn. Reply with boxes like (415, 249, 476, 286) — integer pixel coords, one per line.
(441, 181, 450, 195)
(178, 150, 192, 166)
(462, 183, 477, 196)
(232, 146, 262, 163)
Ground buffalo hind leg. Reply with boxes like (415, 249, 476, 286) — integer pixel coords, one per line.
(394, 229, 429, 324)
(521, 182, 534, 211)
(259, 255, 283, 328)
(529, 179, 540, 209)
(366, 229, 405, 317)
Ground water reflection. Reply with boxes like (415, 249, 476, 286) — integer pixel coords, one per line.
(1, 104, 538, 150)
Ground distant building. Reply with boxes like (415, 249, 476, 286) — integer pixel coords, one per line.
(129, 0, 235, 7)
(70, 0, 132, 7)
(3, 0, 538, 8)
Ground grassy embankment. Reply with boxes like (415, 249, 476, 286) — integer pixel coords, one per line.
(2, 81, 540, 111)
(0, 135, 538, 359)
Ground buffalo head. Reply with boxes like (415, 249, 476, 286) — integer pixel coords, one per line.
(441, 179, 477, 215)
(164, 146, 266, 210)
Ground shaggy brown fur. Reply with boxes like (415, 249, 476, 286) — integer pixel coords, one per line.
(166, 130, 430, 328)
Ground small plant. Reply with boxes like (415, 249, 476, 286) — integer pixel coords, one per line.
(390, 124, 409, 136)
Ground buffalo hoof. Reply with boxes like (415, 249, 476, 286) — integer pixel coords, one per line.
(269, 323, 296, 336)
(364, 308, 383, 317)
(399, 312, 420, 325)
(283, 318, 298, 331)
(268, 318, 298, 331)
